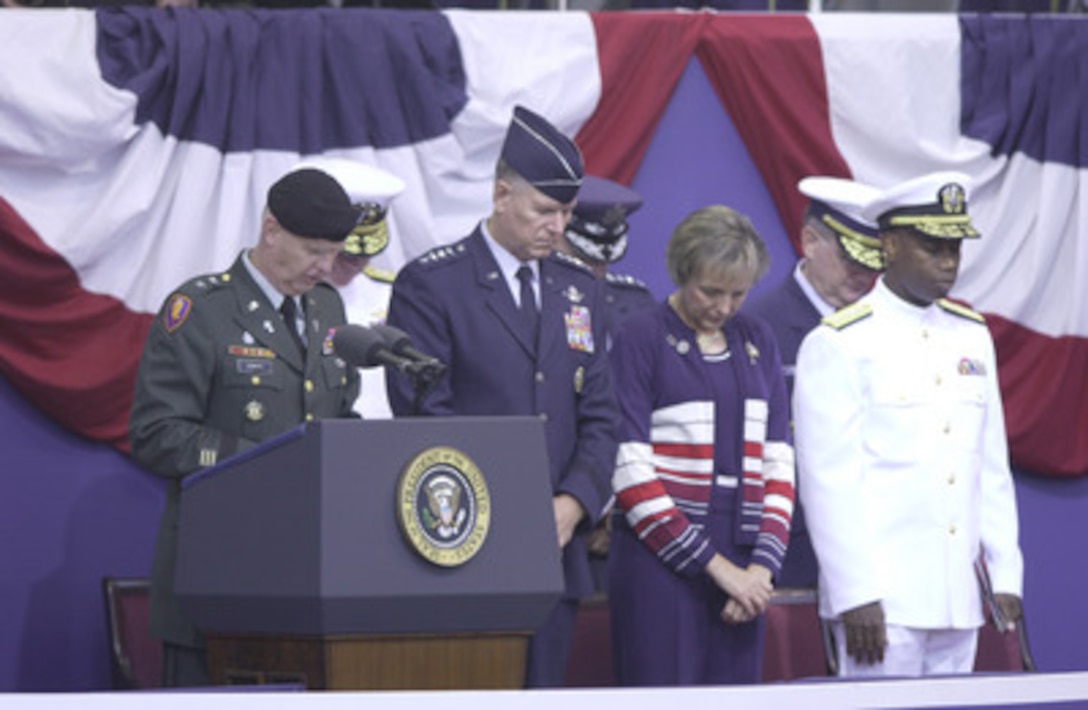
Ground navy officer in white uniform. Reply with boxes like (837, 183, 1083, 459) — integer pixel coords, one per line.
(385, 105, 617, 688)
(793, 171, 1024, 677)
(301, 156, 406, 419)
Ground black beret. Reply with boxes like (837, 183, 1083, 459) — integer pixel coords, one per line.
(267, 168, 361, 242)
(500, 105, 584, 204)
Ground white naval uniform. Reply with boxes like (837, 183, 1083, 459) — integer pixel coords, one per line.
(793, 278, 1023, 641)
(339, 266, 394, 419)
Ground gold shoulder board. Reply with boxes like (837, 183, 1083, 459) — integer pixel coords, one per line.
(363, 265, 396, 284)
(938, 298, 985, 323)
(822, 302, 873, 330)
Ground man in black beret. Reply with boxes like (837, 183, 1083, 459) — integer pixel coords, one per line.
(129, 166, 363, 687)
(385, 105, 618, 688)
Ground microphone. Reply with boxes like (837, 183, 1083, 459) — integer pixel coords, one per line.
(331, 324, 416, 374)
(371, 324, 444, 368)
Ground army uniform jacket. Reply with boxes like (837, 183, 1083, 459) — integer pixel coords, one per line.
(385, 228, 618, 599)
(793, 278, 1023, 629)
(129, 252, 359, 646)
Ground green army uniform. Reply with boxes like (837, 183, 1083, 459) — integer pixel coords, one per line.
(129, 252, 360, 649)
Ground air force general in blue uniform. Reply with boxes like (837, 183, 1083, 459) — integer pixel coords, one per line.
(385, 106, 617, 688)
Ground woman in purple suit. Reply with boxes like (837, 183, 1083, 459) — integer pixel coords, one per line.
(608, 205, 795, 685)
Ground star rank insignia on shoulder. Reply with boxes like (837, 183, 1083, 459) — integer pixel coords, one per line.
(553, 250, 594, 274)
(418, 242, 467, 268)
(938, 298, 985, 324)
(604, 272, 649, 290)
(822, 301, 873, 330)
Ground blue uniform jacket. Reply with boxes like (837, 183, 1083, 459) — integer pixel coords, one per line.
(601, 272, 657, 345)
(386, 228, 618, 598)
(745, 272, 821, 403)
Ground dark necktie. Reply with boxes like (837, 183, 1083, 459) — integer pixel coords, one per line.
(279, 297, 306, 355)
(516, 265, 539, 341)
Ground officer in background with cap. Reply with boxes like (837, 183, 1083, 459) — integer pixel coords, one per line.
(746, 176, 882, 590)
(129, 166, 363, 687)
(558, 175, 656, 343)
(555, 175, 654, 593)
(385, 105, 617, 688)
(299, 157, 406, 419)
(793, 170, 1023, 677)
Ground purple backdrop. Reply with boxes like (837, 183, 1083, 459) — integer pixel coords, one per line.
(0, 57, 1084, 692)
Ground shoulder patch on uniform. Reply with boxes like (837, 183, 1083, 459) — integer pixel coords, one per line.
(162, 293, 193, 333)
(417, 242, 469, 269)
(363, 265, 396, 284)
(552, 250, 594, 274)
(821, 301, 873, 330)
(938, 298, 985, 324)
(604, 271, 649, 290)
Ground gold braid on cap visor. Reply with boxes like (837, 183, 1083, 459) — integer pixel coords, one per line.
(822, 214, 884, 271)
(885, 213, 980, 239)
(343, 219, 389, 257)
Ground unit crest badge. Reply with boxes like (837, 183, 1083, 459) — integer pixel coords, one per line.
(396, 446, 491, 567)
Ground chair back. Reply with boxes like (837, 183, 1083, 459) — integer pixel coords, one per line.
(762, 587, 836, 682)
(103, 576, 162, 689)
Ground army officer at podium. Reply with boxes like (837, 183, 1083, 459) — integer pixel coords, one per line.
(129, 167, 362, 687)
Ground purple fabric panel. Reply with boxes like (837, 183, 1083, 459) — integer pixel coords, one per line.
(0, 374, 163, 690)
(622, 59, 796, 304)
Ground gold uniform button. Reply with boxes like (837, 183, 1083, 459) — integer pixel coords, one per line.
(949, 525, 957, 535)
(305, 413, 315, 422)
(305, 379, 314, 393)
(251, 376, 261, 386)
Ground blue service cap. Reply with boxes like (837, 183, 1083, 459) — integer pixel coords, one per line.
(268, 167, 360, 242)
(565, 176, 643, 264)
(799, 176, 883, 271)
(499, 105, 583, 204)
(862, 170, 979, 239)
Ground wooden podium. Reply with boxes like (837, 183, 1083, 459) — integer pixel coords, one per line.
(174, 417, 563, 690)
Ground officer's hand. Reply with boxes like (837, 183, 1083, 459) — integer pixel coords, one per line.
(553, 494, 585, 548)
(586, 515, 611, 557)
(994, 593, 1023, 632)
(841, 601, 886, 665)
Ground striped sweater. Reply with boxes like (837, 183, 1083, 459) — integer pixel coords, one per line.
(611, 304, 795, 577)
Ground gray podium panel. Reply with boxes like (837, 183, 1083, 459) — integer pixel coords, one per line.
(175, 417, 563, 636)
